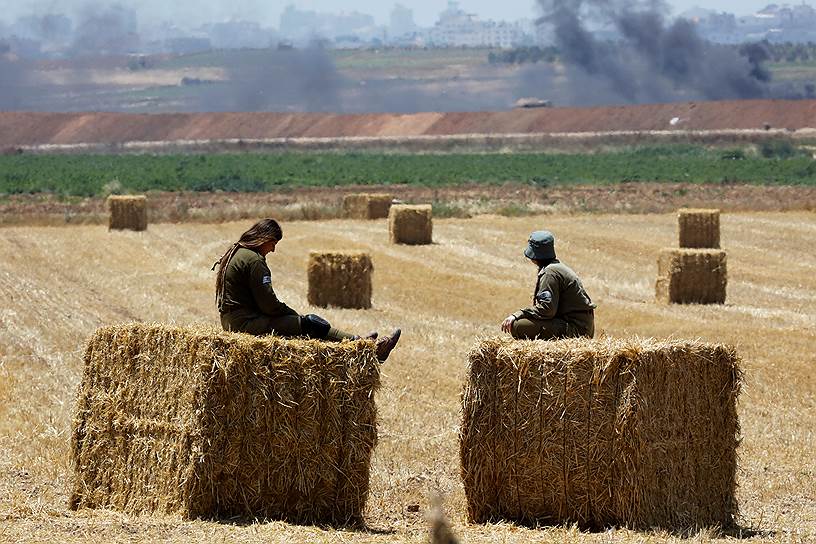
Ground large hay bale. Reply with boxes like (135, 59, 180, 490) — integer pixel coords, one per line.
(389, 204, 433, 245)
(108, 195, 148, 231)
(343, 193, 394, 220)
(70, 323, 380, 523)
(460, 337, 741, 530)
(656, 248, 727, 304)
(678, 208, 720, 249)
(307, 251, 373, 309)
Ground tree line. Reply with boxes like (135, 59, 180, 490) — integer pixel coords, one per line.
(488, 42, 816, 65)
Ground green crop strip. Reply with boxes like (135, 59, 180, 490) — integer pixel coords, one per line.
(1, 145, 814, 197)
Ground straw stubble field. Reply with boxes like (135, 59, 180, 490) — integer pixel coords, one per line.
(0, 212, 814, 543)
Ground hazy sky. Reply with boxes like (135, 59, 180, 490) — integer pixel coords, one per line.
(0, 0, 799, 28)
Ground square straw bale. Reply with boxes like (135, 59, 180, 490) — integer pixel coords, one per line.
(108, 195, 148, 231)
(460, 337, 742, 531)
(343, 194, 394, 220)
(307, 251, 373, 309)
(388, 204, 433, 245)
(656, 248, 728, 304)
(678, 208, 720, 249)
(70, 323, 380, 523)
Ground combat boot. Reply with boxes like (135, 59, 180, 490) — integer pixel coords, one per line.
(375, 329, 401, 362)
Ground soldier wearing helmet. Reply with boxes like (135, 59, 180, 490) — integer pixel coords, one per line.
(501, 230, 595, 340)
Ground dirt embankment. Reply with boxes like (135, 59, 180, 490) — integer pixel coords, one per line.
(2, 99, 816, 149)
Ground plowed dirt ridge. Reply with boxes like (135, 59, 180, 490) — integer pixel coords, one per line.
(2, 99, 816, 147)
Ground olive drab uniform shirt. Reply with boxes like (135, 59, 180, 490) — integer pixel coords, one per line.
(513, 259, 596, 336)
(219, 247, 298, 327)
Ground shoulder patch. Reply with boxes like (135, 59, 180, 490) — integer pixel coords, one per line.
(262, 275, 272, 285)
(536, 290, 553, 304)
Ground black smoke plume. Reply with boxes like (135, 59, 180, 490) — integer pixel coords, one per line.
(528, 0, 773, 105)
(70, 4, 139, 57)
(0, 42, 29, 110)
(192, 46, 341, 112)
(196, 45, 489, 113)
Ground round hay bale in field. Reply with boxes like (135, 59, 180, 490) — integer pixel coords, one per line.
(389, 204, 433, 245)
(656, 248, 727, 304)
(460, 337, 742, 531)
(107, 195, 147, 231)
(70, 323, 380, 524)
(307, 251, 373, 309)
(343, 193, 394, 220)
(678, 208, 720, 249)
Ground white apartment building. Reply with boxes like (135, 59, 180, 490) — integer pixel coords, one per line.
(427, 1, 527, 48)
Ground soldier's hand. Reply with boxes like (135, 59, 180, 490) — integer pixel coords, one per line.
(501, 315, 516, 334)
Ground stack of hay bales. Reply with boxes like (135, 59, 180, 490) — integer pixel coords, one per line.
(656, 208, 726, 304)
(308, 251, 373, 309)
(460, 337, 742, 531)
(343, 193, 394, 220)
(108, 195, 148, 231)
(70, 323, 380, 524)
(389, 204, 433, 245)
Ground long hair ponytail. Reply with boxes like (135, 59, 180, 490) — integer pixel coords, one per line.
(213, 219, 283, 311)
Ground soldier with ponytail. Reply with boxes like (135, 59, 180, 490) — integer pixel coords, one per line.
(213, 218, 400, 362)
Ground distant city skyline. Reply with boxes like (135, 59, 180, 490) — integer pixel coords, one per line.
(1, 0, 810, 29)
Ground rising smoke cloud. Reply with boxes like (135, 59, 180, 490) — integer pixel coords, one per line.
(196, 47, 343, 112)
(527, 0, 772, 105)
(0, 42, 28, 110)
(194, 47, 457, 114)
(70, 4, 139, 57)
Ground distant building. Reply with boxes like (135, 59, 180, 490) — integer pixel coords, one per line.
(279, 5, 378, 44)
(694, 12, 742, 44)
(390, 4, 418, 39)
(204, 21, 275, 49)
(427, 1, 528, 48)
(694, 2, 816, 43)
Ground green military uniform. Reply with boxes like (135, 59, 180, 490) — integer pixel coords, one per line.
(219, 247, 353, 340)
(510, 230, 595, 340)
(512, 259, 595, 340)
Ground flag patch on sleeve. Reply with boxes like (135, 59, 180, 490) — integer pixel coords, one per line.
(262, 275, 272, 285)
(536, 290, 553, 304)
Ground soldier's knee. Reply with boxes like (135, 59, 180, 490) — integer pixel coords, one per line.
(301, 313, 331, 339)
(514, 318, 567, 340)
(510, 318, 536, 340)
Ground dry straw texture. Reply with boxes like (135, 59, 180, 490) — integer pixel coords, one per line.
(107, 195, 148, 231)
(656, 248, 728, 304)
(307, 251, 373, 309)
(678, 208, 720, 249)
(70, 323, 380, 524)
(343, 194, 394, 220)
(389, 204, 433, 245)
(460, 337, 742, 531)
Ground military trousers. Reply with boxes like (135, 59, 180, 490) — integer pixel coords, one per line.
(511, 313, 594, 341)
(220, 312, 355, 341)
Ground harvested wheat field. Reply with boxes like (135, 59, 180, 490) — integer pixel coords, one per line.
(0, 211, 814, 543)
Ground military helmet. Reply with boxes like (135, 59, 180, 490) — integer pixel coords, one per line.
(524, 230, 556, 261)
